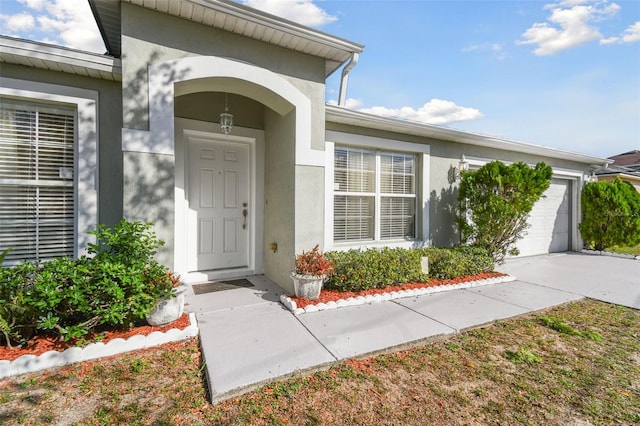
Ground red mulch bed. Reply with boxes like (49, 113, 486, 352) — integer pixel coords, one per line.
(0, 313, 191, 362)
(289, 272, 508, 309)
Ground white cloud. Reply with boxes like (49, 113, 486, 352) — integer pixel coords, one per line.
(621, 21, 640, 43)
(0, 12, 35, 32)
(242, 0, 336, 27)
(599, 21, 640, 45)
(518, 0, 621, 55)
(7, 0, 105, 53)
(332, 98, 484, 125)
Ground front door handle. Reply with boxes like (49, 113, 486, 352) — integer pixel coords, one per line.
(242, 203, 248, 230)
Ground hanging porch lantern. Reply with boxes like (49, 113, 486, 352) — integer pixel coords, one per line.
(220, 93, 233, 136)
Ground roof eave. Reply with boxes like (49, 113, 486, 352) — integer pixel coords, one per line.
(0, 35, 122, 81)
(325, 104, 610, 166)
(90, 0, 363, 76)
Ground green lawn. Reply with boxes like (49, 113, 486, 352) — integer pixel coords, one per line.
(606, 243, 640, 256)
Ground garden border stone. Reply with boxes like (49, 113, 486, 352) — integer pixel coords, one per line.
(280, 275, 517, 315)
(0, 312, 199, 379)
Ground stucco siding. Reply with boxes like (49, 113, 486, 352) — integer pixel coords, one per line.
(120, 3, 325, 131)
(122, 151, 175, 268)
(264, 108, 296, 290)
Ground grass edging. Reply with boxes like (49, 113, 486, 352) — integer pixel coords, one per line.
(280, 274, 516, 315)
(0, 313, 199, 379)
(581, 249, 640, 260)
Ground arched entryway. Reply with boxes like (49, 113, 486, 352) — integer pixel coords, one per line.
(145, 56, 312, 284)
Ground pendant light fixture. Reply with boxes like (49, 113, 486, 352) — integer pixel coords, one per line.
(220, 93, 233, 136)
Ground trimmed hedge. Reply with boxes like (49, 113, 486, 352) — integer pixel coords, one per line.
(416, 246, 494, 280)
(325, 247, 426, 292)
(324, 246, 494, 292)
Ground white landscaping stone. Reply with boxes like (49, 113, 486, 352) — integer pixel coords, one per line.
(0, 360, 10, 379)
(304, 305, 319, 313)
(336, 300, 349, 308)
(39, 350, 66, 370)
(61, 347, 84, 364)
(145, 331, 170, 348)
(10, 355, 38, 376)
(278, 274, 519, 315)
(125, 334, 147, 352)
(82, 342, 107, 361)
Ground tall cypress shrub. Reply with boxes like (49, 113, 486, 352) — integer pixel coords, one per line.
(458, 161, 552, 263)
(579, 178, 640, 251)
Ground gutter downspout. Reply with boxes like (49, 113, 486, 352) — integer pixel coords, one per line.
(338, 52, 359, 106)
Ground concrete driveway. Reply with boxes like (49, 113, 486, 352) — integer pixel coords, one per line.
(496, 252, 640, 309)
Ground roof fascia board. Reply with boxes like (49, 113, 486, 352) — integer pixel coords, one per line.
(189, 0, 364, 54)
(0, 36, 122, 81)
(325, 104, 609, 166)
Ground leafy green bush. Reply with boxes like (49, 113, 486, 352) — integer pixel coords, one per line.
(325, 247, 426, 292)
(579, 178, 640, 251)
(324, 246, 494, 292)
(0, 220, 175, 346)
(416, 246, 494, 280)
(458, 161, 552, 263)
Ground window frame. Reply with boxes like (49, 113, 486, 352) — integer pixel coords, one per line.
(325, 132, 430, 250)
(1, 78, 98, 264)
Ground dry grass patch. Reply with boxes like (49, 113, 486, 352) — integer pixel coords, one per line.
(1, 299, 638, 425)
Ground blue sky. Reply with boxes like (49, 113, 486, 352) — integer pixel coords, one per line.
(1, 0, 639, 159)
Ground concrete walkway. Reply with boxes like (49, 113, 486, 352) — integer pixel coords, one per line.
(184, 252, 639, 403)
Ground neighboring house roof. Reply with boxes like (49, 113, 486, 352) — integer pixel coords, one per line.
(607, 150, 640, 171)
(326, 104, 610, 166)
(88, 0, 364, 77)
(0, 35, 122, 81)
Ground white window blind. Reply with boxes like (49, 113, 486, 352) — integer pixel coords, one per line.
(0, 101, 75, 264)
(334, 146, 416, 242)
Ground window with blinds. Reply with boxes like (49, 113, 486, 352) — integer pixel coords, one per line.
(0, 101, 76, 265)
(334, 146, 416, 242)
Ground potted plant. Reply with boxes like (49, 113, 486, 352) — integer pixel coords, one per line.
(291, 245, 335, 301)
(146, 272, 188, 326)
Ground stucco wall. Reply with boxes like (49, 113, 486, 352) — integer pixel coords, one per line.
(122, 151, 175, 267)
(120, 3, 325, 132)
(175, 93, 265, 129)
(0, 63, 123, 228)
(264, 108, 296, 291)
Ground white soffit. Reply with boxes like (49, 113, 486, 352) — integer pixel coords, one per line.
(90, 0, 363, 77)
(0, 36, 122, 82)
(325, 104, 610, 166)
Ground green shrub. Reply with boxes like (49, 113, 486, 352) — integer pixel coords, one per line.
(0, 220, 174, 346)
(324, 246, 494, 292)
(579, 178, 640, 251)
(416, 246, 494, 280)
(325, 247, 426, 292)
(0, 259, 40, 347)
(458, 161, 553, 263)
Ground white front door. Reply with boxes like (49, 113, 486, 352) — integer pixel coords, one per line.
(187, 137, 250, 271)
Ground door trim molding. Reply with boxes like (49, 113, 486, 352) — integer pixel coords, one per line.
(174, 118, 265, 283)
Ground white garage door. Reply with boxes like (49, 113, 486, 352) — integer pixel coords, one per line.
(516, 178, 571, 257)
